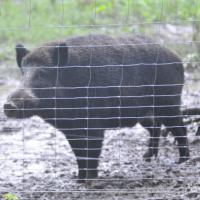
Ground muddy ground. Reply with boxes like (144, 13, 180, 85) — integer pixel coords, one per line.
(0, 64, 200, 200)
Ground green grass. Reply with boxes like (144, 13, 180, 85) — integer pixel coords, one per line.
(0, 0, 199, 60)
(3, 193, 19, 200)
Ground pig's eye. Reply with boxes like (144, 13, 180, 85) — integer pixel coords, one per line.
(32, 69, 55, 88)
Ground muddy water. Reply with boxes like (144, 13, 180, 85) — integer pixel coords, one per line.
(0, 67, 200, 200)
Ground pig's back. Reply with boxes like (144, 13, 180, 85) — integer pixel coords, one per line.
(57, 34, 184, 129)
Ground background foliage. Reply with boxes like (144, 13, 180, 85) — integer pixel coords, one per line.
(0, 0, 200, 60)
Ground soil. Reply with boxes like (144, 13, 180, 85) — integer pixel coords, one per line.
(0, 64, 200, 200)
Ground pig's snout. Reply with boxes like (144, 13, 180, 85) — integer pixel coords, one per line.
(4, 102, 18, 118)
(4, 89, 40, 119)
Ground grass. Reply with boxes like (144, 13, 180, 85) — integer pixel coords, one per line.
(3, 193, 19, 200)
(0, 0, 199, 60)
(0, 0, 130, 60)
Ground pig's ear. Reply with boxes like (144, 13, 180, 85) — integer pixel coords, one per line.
(15, 44, 29, 68)
(53, 42, 68, 66)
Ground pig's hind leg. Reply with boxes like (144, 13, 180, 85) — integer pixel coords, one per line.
(163, 116, 190, 163)
(141, 119, 161, 162)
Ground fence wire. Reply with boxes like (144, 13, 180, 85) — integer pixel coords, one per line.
(0, 0, 200, 200)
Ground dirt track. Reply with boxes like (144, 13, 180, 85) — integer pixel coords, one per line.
(0, 68, 200, 200)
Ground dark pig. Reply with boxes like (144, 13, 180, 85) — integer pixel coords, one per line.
(4, 34, 190, 182)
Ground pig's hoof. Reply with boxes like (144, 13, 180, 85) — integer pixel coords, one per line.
(77, 170, 98, 183)
(77, 178, 87, 183)
(143, 152, 152, 162)
(178, 156, 190, 164)
(144, 157, 151, 162)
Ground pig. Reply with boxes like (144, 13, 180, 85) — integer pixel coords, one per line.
(4, 34, 190, 182)
(161, 107, 200, 137)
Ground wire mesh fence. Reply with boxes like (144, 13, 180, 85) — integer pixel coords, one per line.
(0, 0, 200, 200)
